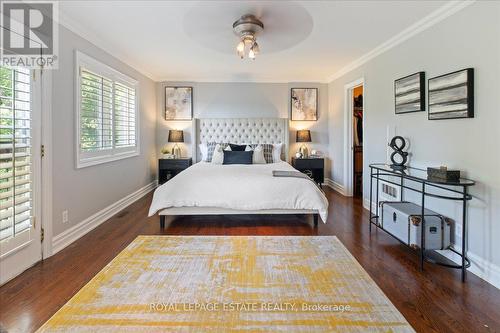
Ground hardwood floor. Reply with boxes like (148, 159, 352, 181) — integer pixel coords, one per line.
(1, 187, 499, 332)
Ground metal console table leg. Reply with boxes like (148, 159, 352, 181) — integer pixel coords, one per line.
(375, 169, 380, 222)
(369, 167, 373, 232)
(420, 183, 426, 271)
(462, 187, 468, 282)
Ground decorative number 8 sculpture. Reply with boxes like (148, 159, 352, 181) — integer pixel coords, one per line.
(389, 136, 408, 170)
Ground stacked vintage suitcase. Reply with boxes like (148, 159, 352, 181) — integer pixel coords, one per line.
(380, 202, 451, 250)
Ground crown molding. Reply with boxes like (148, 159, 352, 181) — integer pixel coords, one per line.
(326, 0, 476, 83)
(156, 76, 326, 84)
(57, 1, 474, 84)
(57, 8, 160, 82)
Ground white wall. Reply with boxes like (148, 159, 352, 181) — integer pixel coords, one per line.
(51, 26, 157, 236)
(328, 1, 500, 286)
(156, 82, 331, 175)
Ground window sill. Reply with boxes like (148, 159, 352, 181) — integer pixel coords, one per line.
(76, 150, 140, 169)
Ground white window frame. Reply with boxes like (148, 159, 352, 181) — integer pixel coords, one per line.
(75, 51, 140, 168)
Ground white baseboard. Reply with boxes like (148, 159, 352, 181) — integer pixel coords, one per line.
(51, 181, 157, 255)
(466, 252, 500, 289)
(324, 178, 347, 196)
(363, 197, 500, 289)
(437, 248, 500, 290)
(363, 198, 377, 213)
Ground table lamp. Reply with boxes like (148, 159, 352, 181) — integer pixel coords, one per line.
(296, 130, 311, 158)
(168, 130, 184, 158)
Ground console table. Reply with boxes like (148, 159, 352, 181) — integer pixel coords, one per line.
(369, 163, 475, 282)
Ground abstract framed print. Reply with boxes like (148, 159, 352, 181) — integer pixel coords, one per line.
(291, 88, 318, 121)
(428, 68, 474, 120)
(394, 72, 425, 114)
(165, 86, 193, 120)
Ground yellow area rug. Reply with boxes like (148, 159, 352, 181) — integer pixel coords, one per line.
(38, 236, 414, 332)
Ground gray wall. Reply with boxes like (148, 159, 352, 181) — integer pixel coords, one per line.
(49, 1, 499, 287)
(328, 1, 500, 272)
(156, 82, 331, 175)
(52, 26, 157, 236)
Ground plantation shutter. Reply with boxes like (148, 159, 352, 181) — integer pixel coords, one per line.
(0, 67, 32, 241)
(113, 82, 136, 148)
(77, 52, 139, 168)
(80, 69, 113, 152)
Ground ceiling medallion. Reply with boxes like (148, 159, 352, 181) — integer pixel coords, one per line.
(232, 14, 264, 60)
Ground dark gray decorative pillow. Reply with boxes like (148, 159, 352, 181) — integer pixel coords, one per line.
(249, 143, 273, 163)
(229, 143, 247, 151)
(223, 151, 253, 165)
(206, 142, 228, 162)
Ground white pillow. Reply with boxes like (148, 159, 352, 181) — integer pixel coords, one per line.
(245, 145, 266, 164)
(272, 143, 283, 163)
(211, 144, 231, 164)
(199, 143, 208, 161)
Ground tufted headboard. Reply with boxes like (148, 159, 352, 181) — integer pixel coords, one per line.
(193, 118, 289, 162)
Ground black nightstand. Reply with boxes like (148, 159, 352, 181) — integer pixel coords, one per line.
(158, 158, 192, 185)
(291, 157, 324, 187)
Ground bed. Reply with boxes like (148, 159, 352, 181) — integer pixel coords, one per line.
(148, 118, 328, 227)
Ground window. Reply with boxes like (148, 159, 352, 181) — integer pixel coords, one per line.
(113, 82, 136, 148)
(0, 66, 32, 241)
(76, 51, 139, 168)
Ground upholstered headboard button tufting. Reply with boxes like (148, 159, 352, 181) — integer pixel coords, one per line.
(194, 118, 288, 162)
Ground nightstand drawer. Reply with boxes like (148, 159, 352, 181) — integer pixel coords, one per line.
(291, 157, 325, 186)
(158, 158, 192, 185)
(159, 158, 191, 170)
(292, 158, 324, 169)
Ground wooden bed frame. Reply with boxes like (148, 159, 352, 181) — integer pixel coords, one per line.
(159, 208, 320, 228)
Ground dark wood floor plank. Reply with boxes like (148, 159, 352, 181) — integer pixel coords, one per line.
(0, 188, 499, 333)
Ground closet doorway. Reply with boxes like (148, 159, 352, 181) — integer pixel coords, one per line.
(352, 86, 363, 197)
(343, 78, 364, 197)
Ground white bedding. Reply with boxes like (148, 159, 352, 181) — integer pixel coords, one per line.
(148, 161, 329, 222)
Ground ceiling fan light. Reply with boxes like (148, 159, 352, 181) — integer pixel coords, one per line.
(251, 42, 260, 55)
(233, 14, 263, 60)
(244, 37, 253, 47)
(236, 40, 245, 53)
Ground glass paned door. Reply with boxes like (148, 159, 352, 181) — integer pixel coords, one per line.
(0, 65, 42, 285)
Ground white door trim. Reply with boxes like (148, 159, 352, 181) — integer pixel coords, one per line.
(41, 69, 53, 257)
(343, 77, 364, 197)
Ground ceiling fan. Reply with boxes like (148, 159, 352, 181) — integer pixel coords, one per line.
(232, 14, 264, 60)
